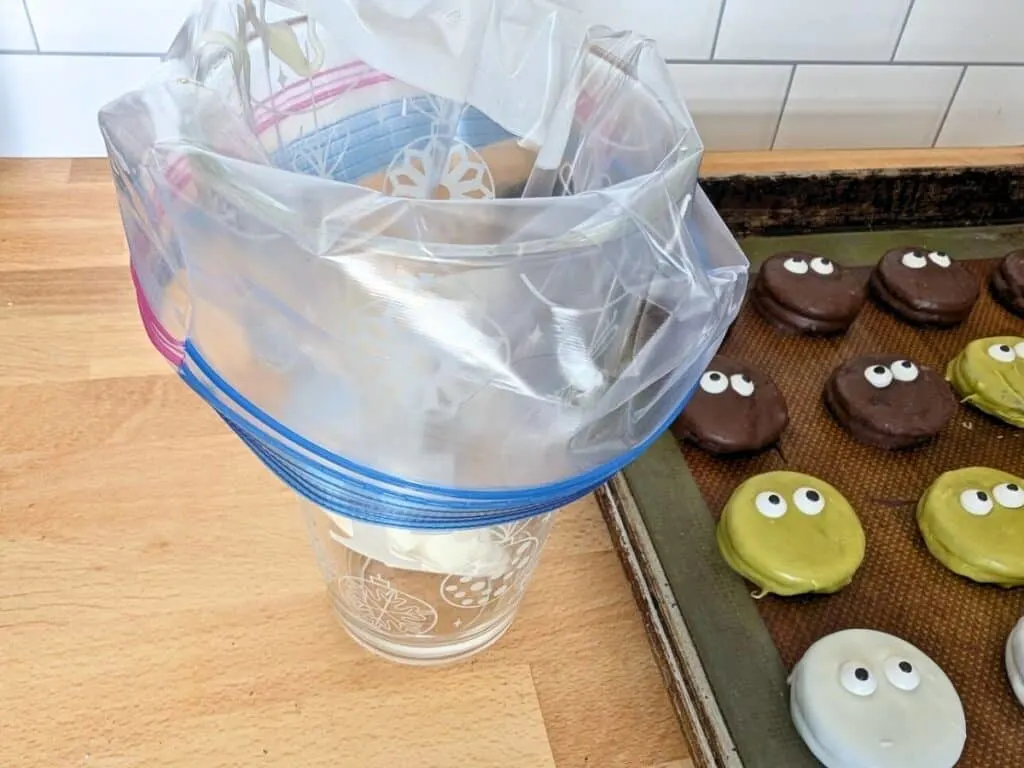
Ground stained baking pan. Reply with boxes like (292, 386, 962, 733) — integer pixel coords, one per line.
(599, 165, 1024, 768)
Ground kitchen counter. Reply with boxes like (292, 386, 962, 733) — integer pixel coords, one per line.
(4, 148, 1017, 767)
(0, 159, 688, 768)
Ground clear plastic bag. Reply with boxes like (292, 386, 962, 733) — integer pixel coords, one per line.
(100, 0, 748, 527)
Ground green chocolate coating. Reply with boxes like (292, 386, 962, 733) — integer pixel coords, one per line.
(946, 336, 1024, 428)
(917, 466, 1024, 587)
(717, 471, 865, 596)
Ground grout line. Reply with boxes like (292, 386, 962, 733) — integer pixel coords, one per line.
(931, 65, 968, 147)
(890, 0, 917, 62)
(0, 48, 161, 58)
(769, 65, 797, 150)
(708, 0, 729, 60)
(664, 57, 1024, 68)
(19, 0, 40, 52)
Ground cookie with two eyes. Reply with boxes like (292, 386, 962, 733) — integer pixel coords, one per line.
(717, 471, 865, 596)
(870, 247, 979, 326)
(946, 336, 1024, 428)
(671, 356, 789, 455)
(824, 355, 956, 449)
(917, 467, 1024, 587)
(752, 251, 867, 335)
(789, 629, 966, 768)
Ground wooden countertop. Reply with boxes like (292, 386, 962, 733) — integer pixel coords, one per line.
(0, 159, 688, 768)
(3, 147, 1017, 768)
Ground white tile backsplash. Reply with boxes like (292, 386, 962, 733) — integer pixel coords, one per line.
(896, 0, 1024, 64)
(4, 0, 1024, 156)
(668, 64, 792, 150)
(582, 0, 723, 59)
(0, 54, 160, 156)
(937, 67, 1024, 147)
(714, 0, 912, 62)
(774, 65, 961, 149)
(0, 0, 36, 51)
(24, 0, 190, 53)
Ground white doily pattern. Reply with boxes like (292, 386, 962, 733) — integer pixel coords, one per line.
(383, 136, 495, 200)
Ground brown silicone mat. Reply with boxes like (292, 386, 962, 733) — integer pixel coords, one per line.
(680, 227, 1024, 766)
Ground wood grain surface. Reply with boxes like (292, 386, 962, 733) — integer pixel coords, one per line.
(5, 146, 1018, 767)
(0, 159, 689, 768)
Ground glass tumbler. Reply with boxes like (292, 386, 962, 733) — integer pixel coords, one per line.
(302, 501, 554, 665)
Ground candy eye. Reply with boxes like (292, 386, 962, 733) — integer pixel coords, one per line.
(840, 662, 877, 696)
(927, 251, 952, 268)
(730, 373, 755, 397)
(901, 251, 928, 269)
(810, 256, 835, 276)
(993, 482, 1024, 509)
(884, 657, 921, 691)
(755, 491, 787, 519)
(700, 371, 729, 394)
(783, 257, 809, 275)
(793, 487, 825, 516)
(988, 344, 1016, 363)
(1015, 341, 1024, 358)
(890, 359, 919, 383)
(864, 364, 894, 389)
(960, 489, 993, 516)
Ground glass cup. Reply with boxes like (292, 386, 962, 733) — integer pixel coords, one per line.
(301, 501, 554, 665)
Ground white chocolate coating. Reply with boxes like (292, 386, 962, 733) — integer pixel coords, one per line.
(789, 629, 966, 768)
(1007, 617, 1024, 708)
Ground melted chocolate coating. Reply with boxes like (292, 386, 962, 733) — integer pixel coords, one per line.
(824, 354, 956, 450)
(752, 251, 867, 335)
(671, 356, 788, 455)
(990, 249, 1024, 318)
(871, 247, 978, 326)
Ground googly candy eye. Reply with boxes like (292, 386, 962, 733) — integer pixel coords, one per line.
(890, 359, 919, 383)
(793, 487, 825, 516)
(901, 251, 928, 269)
(755, 491, 787, 519)
(700, 371, 729, 394)
(883, 657, 921, 691)
(960, 489, 994, 516)
(783, 257, 809, 275)
(1015, 341, 1024, 358)
(864, 364, 894, 389)
(988, 343, 1016, 363)
(810, 256, 835, 276)
(840, 661, 877, 696)
(993, 482, 1024, 509)
(729, 373, 755, 397)
(927, 251, 952, 268)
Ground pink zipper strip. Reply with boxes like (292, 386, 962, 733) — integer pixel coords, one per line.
(130, 263, 185, 367)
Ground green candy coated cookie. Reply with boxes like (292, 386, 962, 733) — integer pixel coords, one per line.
(946, 336, 1024, 428)
(717, 471, 866, 596)
(917, 466, 1024, 587)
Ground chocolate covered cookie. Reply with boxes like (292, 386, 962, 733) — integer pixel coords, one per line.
(825, 355, 956, 449)
(718, 471, 865, 596)
(990, 249, 1024, 318)
(671, 356, 788, 455)
(870, 247, 979, 326)
(752, 251, 867, 335)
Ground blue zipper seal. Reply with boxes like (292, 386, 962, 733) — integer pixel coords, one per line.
(179, 340, 694, 530)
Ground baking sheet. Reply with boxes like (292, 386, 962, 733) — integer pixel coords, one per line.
(606, 224, 1024, 768)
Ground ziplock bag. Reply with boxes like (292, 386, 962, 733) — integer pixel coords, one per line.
(99, 0, 748, 530)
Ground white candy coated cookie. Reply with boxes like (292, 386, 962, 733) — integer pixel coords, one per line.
(1007, 617, 1024, 707)
(789, 629, 966, 768)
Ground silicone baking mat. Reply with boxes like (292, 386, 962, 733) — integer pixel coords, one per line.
(609, 224, 1024, 768)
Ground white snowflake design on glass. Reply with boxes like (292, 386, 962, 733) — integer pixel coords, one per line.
(338, 575, 438, 637)
(383, 136, 495, 200)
